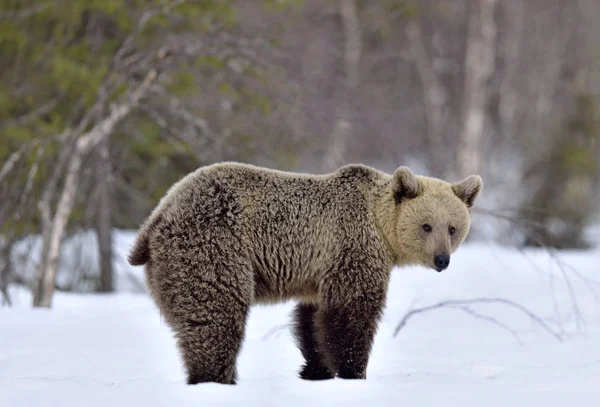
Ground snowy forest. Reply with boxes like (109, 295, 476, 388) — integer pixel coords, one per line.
(1, 1, 600, 405)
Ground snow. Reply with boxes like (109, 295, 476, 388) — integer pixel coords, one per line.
(2, 235, 600, 407)
(10, 229, 147, 293)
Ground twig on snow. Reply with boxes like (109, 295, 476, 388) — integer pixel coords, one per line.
(393, 297, 563, 343)
(262, 324, 290, 340)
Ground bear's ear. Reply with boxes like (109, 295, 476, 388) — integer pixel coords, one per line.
(452, 175, 483, 208)
(392, 166, 421, 204)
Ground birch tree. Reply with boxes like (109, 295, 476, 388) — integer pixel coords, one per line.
(323, 0, 361, 171)
(0, 0, 261, 307)
(95, 136, 113, 292)
(457, 0, 498, 178)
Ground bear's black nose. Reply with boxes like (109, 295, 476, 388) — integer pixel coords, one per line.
(434, 254, 450, 271)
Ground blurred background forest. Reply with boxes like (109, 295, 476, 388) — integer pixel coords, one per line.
(1, 0, 599, 308)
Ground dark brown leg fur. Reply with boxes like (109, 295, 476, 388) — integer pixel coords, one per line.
(317, 266, 387, 379)
(292, 303, 335, 380)
(174, 289, 250, 385)
(153, 258, 253, 385)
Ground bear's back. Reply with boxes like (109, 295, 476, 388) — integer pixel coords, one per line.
(165, 162, 378, 222)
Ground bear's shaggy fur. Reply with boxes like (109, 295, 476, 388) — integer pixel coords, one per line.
(128, 162, 482, 384)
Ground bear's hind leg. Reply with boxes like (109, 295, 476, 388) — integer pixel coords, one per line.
(292, 303, 335, 380)
(154, 255, 253, 386)
(174, 285, 250, 385)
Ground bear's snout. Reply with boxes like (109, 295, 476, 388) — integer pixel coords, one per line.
(434, 253, 450, 271)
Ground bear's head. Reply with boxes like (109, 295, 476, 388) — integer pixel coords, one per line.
(390, 166, 482, 272)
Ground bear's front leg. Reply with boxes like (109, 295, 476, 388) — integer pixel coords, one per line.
(292, 303, 335, 380)
(317, 265, 388, 380)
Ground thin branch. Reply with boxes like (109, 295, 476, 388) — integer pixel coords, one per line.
(147, 84, 219, 139)
(472, 207, 548, 229)
(13, 147, 43, 223)
(452, 305, 524, 345)
(138, 106, 207, 159)
(0, 130, 72, 186)
(76, 1, 188, 137)
(0, 4, 49, 20)
(0, 99, 58, 130)
(393, 298, 563, 342)
(547, 248, 584, 331)
(0, 149, 23, 185)
(111, 0, 192, 70)
(262, 324, 290, 340)
(474, 206, 594, 331)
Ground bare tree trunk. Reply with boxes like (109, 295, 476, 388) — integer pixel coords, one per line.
(33, 104, 134, 307)
(406, 20, 449, 177)
(33, 134, 75, 305)
(497, 0, 523, 144)
(96, 137, 113, 293)
(457, 0, 498, 177)
(0, 240, 12, 306)
(33, 65, 159, 307)
(323, 0, 361, 171)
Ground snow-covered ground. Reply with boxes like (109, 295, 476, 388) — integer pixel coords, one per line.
(2, 235, 600, 406)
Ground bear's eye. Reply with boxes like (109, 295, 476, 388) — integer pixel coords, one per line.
(422, 224, 432, 232)
(448, 226, 456, 235)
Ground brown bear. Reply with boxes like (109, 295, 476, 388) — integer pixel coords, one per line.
(128, 162, 482, 385)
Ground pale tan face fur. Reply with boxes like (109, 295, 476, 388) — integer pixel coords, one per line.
(391, 167, 483, 272)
